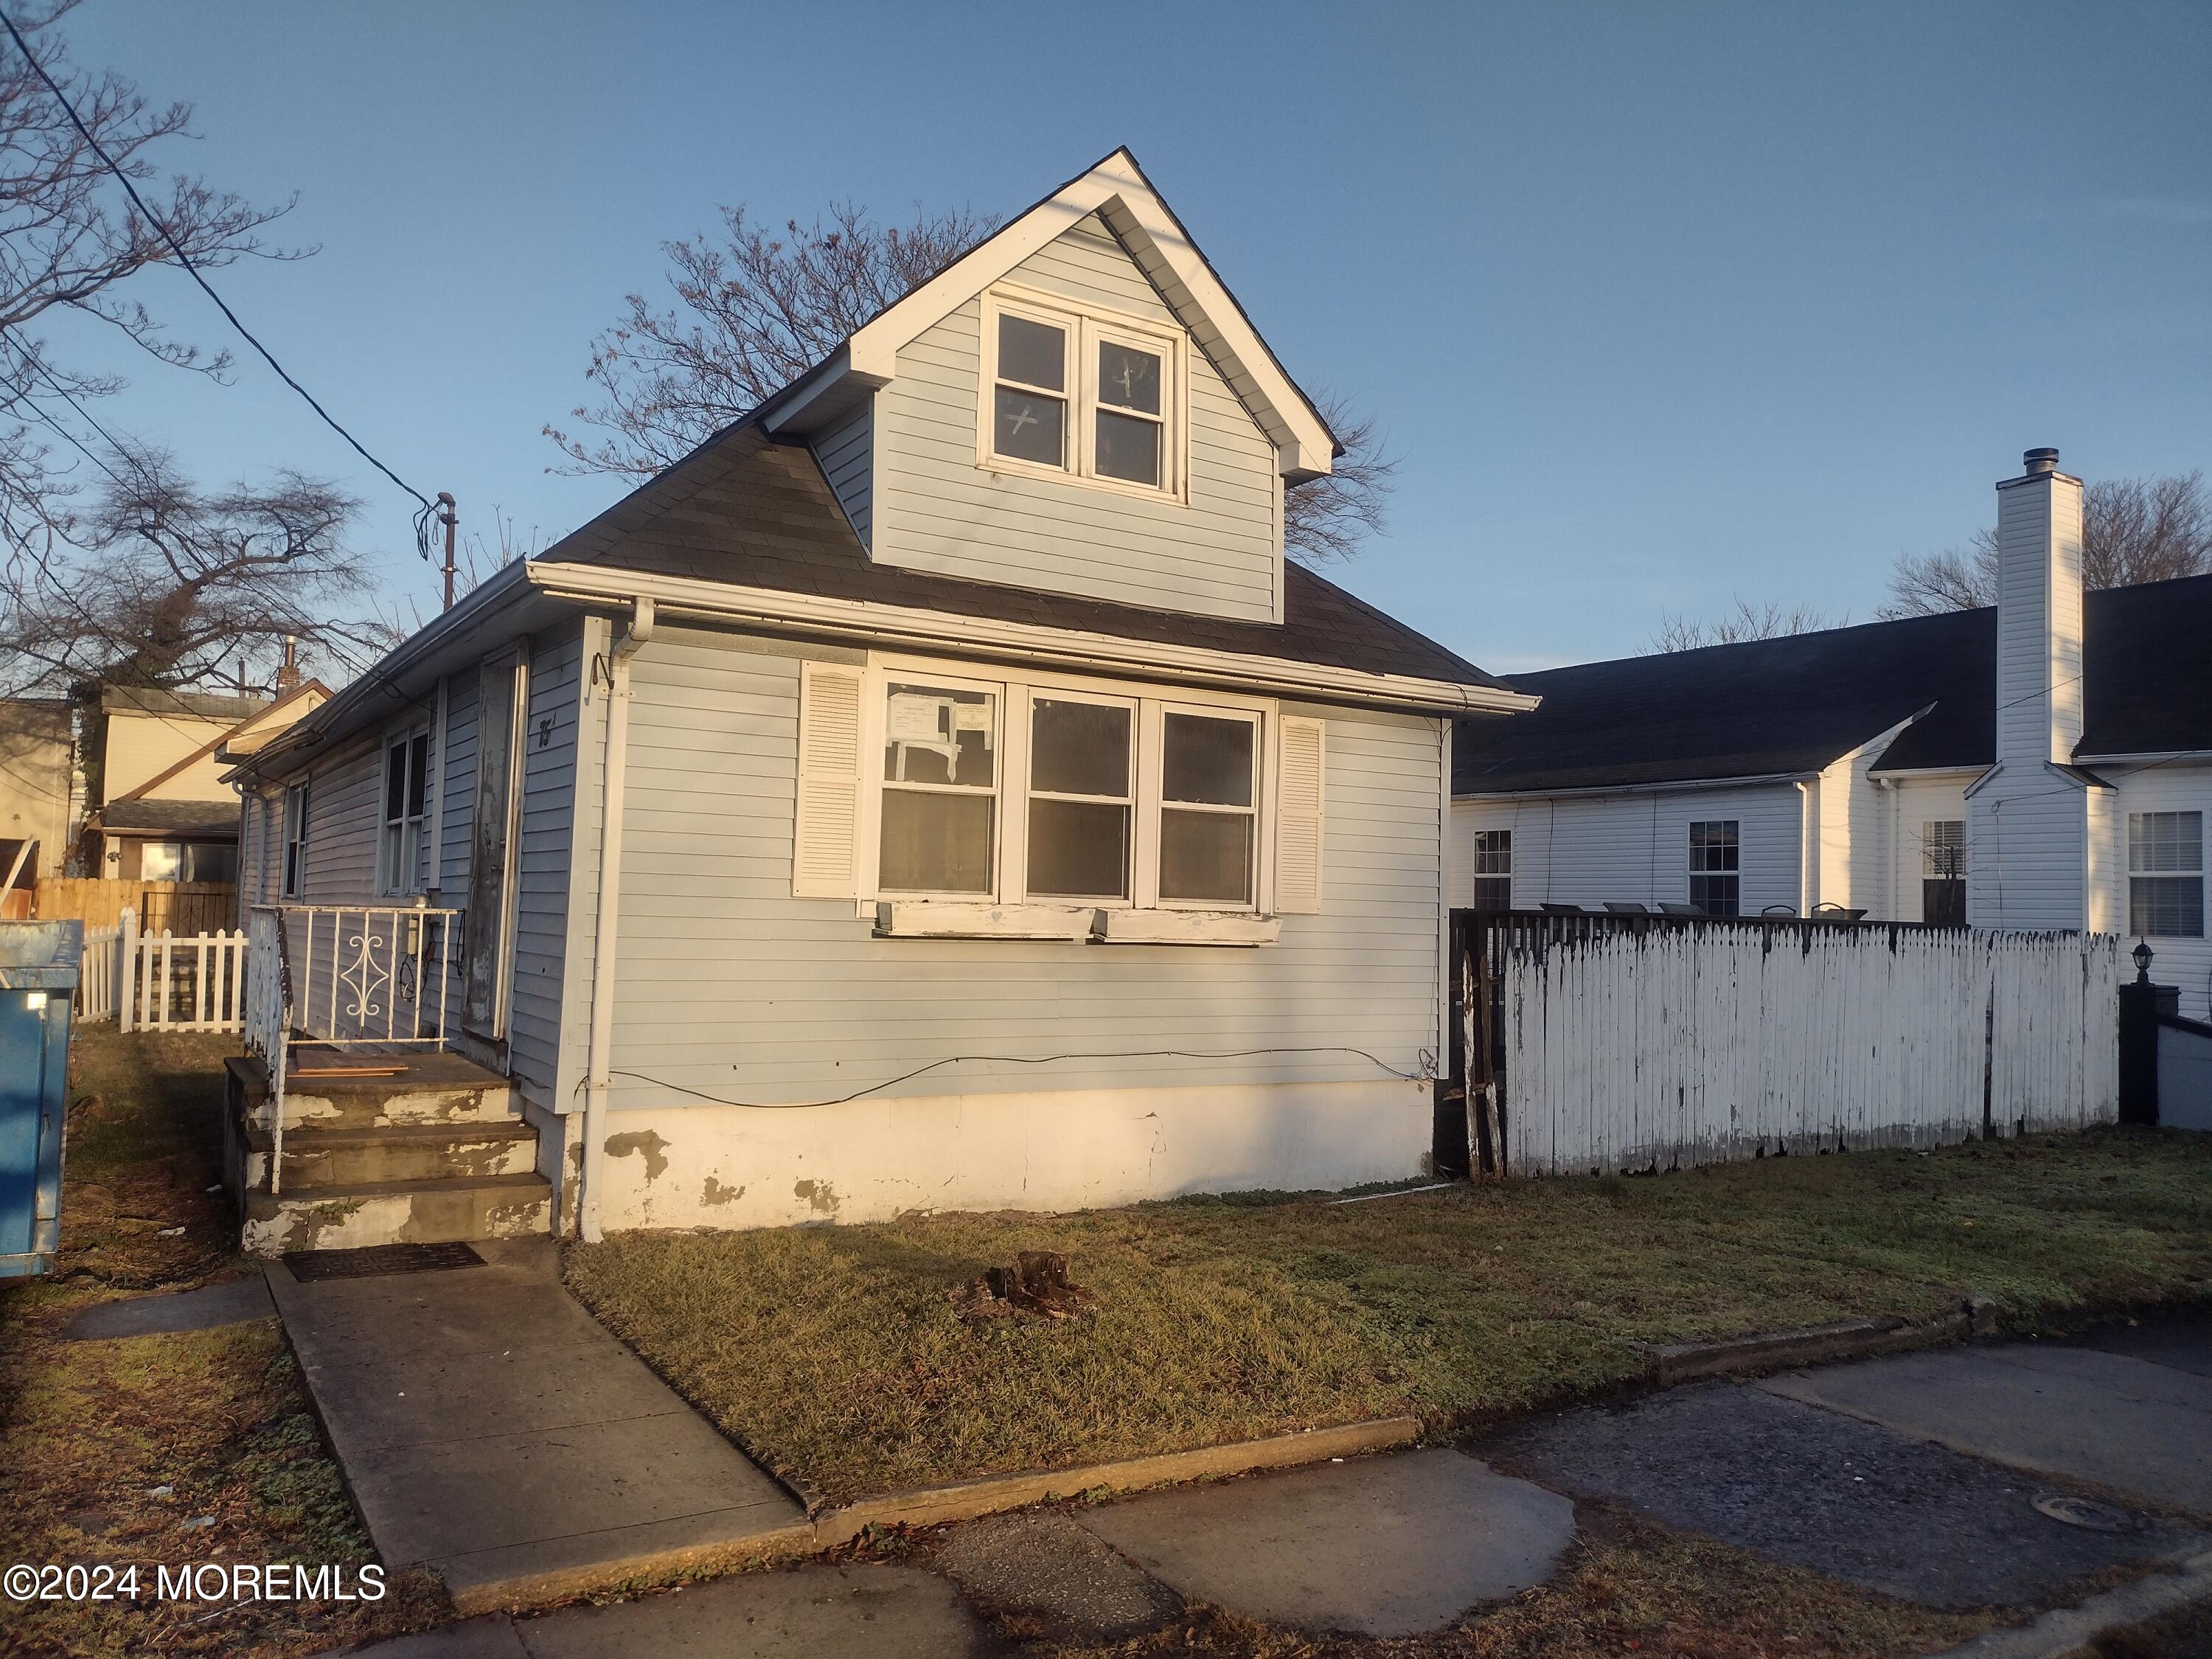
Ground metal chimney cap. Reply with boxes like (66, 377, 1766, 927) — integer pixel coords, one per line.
(2024, 448, 2060, 474)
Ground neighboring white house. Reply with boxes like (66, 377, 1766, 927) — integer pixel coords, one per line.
(226, 149, 1536, 1239)
(1453, 448, 2212, 1020)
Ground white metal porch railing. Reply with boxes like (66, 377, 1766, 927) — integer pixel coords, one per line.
(274, 903, 465, 1048)
(243, 902, 465, 1197)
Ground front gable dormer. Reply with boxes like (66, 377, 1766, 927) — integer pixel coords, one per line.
(762, 150, 1335, 625)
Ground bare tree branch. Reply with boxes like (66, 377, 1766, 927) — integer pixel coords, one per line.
(545, 201, 999, 478)
(1645, 597, 1840, 654)
(1877, 470, 2211, 618)
(552, 201, 1401, 563)
(1280, 393, 1396, 565)
(0, 1, 301, 524)
(0, 448, 386, 698)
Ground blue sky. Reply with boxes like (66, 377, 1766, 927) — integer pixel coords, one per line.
(41, 0, 2212, 673)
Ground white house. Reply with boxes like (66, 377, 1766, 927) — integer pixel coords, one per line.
(1453, 449, 2212, 1020)
(224, 150, 1535, 1246)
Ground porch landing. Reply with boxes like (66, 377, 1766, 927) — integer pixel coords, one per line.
(267, 1237, 805, 1611)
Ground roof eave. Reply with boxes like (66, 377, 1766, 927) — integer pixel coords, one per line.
(524, 560, 1531, 715)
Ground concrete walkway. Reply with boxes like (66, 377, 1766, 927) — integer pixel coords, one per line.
(267, 1238, 804, 1612)
(324, 1313, 2212, 1656)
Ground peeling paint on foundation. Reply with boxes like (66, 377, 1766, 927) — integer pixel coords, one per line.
(793, 1178, 839, 1214)
(701, 1176, 745, 1206)
(604, 1130, 671, 1182)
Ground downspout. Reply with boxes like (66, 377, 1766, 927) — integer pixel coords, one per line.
(579, 597, 655, 1244)
(1794, 781, 1814, 916)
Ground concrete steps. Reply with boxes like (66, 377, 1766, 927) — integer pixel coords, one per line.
(241, 1172, 552, 1256)
(225, 1054, 551, 1256)
(241, 1121, 540, 1190)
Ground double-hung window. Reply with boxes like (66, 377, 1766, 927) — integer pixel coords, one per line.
(282, 781, 310, 900)
(1470, 830, 1512, 909)
(1158, 710, 1258, 906)
(983, 291, 1180, 498)
(378, 730, 431, 897)
(1688, 820, 1740, 917)
(850, 667, 1293, 919)
(2129, 810, 2204, 939)
(1921, 820, 1966, 926)
(879, 681, 998, 895)
(1026, 696, 1134, 901)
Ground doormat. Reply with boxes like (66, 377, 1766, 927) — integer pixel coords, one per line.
(284, 1242, 485, 1281)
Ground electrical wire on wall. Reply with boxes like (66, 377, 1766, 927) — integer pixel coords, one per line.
(577, 1045, 1439, 1111)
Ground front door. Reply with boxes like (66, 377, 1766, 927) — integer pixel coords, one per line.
(462, 650, 526, 1043)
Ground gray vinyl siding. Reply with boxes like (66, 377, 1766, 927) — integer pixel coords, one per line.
(601, 628, 1441, 1110)
(296, 734, 382, 904)
(507, 623, 585, 1096)
(872, 212, 1281, 623)
(437, 668, 479, 898)
(815, 403, 872, 549)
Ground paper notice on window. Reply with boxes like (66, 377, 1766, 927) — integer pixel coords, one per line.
(952, 703, 993, 735)
(888, 694, 945, 742)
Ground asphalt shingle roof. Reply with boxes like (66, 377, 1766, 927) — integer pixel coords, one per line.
(540, 426, 1506, 691)
(1455, 572, 2212, 794)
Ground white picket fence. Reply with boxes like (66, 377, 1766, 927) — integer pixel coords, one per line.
(1503, 926, 2120, 1175)
(70, 909, 251, 1033)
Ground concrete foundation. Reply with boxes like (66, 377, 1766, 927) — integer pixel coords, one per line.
(578, 1076, 1433, 1231)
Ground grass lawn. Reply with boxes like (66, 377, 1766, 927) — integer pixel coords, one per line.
(566, 1129, 2212, 1505)
(0, 1026, 443, 1659)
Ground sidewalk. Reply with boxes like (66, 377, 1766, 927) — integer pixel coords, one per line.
(267, 1238, 806, 1613)
(321, 1310, 2212, 1657)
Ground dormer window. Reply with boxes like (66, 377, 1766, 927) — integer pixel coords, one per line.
(981, 288, 1182, 500)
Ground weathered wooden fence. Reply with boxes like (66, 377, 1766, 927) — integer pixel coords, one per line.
(35, 877, 237, 934)
(1500, 925, 2119, 1175)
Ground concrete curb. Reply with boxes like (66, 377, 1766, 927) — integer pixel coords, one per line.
(1640, 1293, 1998, 1385)
(812, 1415, 1424, 1544)
(1924, 1547, 2212, 1658)
(441, 1416, 1422, 1615)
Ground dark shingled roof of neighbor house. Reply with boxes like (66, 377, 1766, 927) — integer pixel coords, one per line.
(540, 425, 1509, 692)
(97, 799, 239, 837)
(1455, 571, 2212, 795)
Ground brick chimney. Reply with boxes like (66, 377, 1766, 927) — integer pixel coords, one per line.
(1993, 448, 2084, 768)
(276, 635, 301, 692)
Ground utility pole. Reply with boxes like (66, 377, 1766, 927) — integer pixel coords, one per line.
(438, 493, 459, 612)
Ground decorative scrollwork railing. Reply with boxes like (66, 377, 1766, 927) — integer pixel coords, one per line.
(279, 904, 464, 1049)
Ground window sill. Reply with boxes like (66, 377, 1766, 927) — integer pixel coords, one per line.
(874, 900, 1095, 941)
(870, 900, 1282, 947)
(1090, 909, 1281, 947)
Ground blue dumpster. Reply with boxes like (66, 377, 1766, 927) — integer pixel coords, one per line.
(1, 919, 80, 1278)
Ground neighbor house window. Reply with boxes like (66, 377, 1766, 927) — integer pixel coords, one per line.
(880, 681, 998, 894)
(1471, 829, 1512, 909)
(2129, 810, 2204, 938)
(378, 729, 431, 897)
(1026, 695, 1133, 900)
(983, 291, 1180, 497)
(1158, 710, 1259, 907)
(282, 781, 309, 898)
(139, 841, 183, 883)
(184, 842, 236, 885)
(1921, 820, 1966, 926)
(1689, 820, 1740, 917)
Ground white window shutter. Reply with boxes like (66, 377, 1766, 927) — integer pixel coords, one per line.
(794, 663, 864, 898)
(1275, 716, 1325, 914)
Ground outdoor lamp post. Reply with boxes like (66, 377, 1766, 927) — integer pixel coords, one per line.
(2132, 939, 2154, 984)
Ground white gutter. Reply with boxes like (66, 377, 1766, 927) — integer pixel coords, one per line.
(524, 562, 1533, 717)
(579, 597, 655, 1244)
(1457, 769, 1818, 804)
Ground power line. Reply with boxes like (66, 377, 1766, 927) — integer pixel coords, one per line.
(0, 8, 442, 547)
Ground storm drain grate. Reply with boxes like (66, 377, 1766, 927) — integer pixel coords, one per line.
(284, 1242, 485, 1281)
